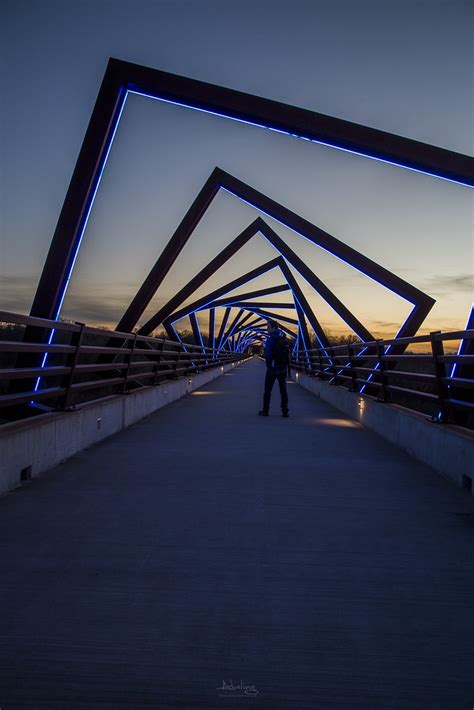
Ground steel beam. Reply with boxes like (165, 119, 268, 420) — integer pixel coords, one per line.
(208, 308, 215, 350)
(168, 258, 283, 325)
(138, 219, 261, 333)
(133, 173, 433, 345)
(30, 57, 465, 326)
(198, 284, 291, 311)
(216, 307, 232, 350)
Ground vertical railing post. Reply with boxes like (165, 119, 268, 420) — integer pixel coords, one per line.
(60, 322, 85, 410)
(305, 349, 311, 374)
(347, 344, 359, 393)
(184, 345, 193, 377)
(196, 343, 203, 372)
(430, 331, 450, 422)
(329, 347, 339, 384)
(153, 336, 166, 385)
(173, 343, 183, 379)
(376, 339, 390, 402)
(317, 347, 324, 380)
(305, 347, 310, 372)
(300, 347, 307, 373)
(122, 333, 138, 393)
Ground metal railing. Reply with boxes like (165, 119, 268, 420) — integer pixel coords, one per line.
(0, 311, 248, 417)
(291, 329, 474, 428)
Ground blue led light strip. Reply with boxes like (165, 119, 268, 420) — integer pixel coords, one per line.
(34, 81, 466, 397)
(450, 304, 473, 381)
(227, 190, 419, 341)
(34, 88, 129, 393)
(290, 292, 313, 367)
(169, 265, 282, 332)
(127, 90, 472, 188)
(358, 321, 408, 393)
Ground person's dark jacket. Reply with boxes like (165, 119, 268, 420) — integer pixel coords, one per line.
(264, 330, 289, 372)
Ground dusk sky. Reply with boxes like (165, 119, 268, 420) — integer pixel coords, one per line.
(1, 0, 472, 342)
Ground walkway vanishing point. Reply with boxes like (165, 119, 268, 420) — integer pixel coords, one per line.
(1, 357, 473, 709)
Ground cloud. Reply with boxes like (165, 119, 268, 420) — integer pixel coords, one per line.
(368, 319, 407, 329)
(61, 291, 168, 327)
(0, 274, 36, 312)
(0, 274, 168, 327)
(61, 291, 133, 325)
(420, 273, 473, 296)
(60, 297, 126, 325)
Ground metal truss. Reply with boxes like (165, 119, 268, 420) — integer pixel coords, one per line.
(120, 172, 435, 350)
(160, 252, 320, 357)
(126, 205, 433, 383)
(29, 57, 471, 331)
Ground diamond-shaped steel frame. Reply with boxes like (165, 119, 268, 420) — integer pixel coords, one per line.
(30, 57, 472, 332)
(163, 254, 312, 352)
(118, 172, 435, 357)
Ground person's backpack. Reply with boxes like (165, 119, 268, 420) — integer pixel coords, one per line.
(272, 334, 290, 368)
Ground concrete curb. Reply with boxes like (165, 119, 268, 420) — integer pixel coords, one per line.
(0, 361, 244, 497)
(294, 371, 474, 495)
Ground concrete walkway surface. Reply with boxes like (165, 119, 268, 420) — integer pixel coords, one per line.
(0, 357, 473, 709)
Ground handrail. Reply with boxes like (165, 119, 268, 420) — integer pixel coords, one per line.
(0, 312, 248, 417)
(1, 311, 472, 427)
(291, 329, 474, 428)
(297, 329, 474, 352)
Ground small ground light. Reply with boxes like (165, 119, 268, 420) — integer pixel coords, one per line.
(358, 397, 365, 411)
(188, 377, 192, 384)
(20, 465, 32, 482)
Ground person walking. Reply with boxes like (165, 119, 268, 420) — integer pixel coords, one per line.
(259, 320, 290, 417)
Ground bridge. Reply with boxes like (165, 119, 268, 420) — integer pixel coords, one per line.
(1, 58, 474, 708)
(1, 354, 474, 708)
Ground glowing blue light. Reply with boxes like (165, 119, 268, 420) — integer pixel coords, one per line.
(127, 90, 472, 187)
(127, 89, 294, 136)
(347, 344, 371, 391)
(244, 206, 420, 338)
(357, 315, 414, 393)
(170, 265, 282, 328)
(34, 80, 459, 397)
(55, 88, 129, 323)
(290, 292, 312, 367)
(305, 137, 472, 188)
(190, 312, 208, 365)
(191, 313, 205, 350)
(166, 321, 192, 359)
(219, 312, 247, 351)
(197, 299, 241, 310)
(34, 88, 129, 393)
(450, 304, 473, 381)
(294, 332, 300, 354)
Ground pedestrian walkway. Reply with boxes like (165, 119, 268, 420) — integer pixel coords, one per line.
(0, 357, 473, 708)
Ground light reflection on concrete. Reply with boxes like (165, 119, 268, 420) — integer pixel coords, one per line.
(190, 391, 220, 396)
(305, 417, 362, 428)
